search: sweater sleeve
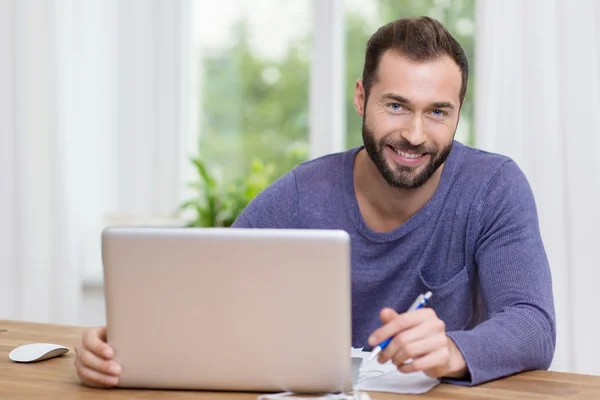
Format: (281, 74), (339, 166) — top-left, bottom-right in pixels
(231, 169), (301, 229)
(443, 160), (556, 386)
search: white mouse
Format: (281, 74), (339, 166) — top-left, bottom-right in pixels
(9, 343), (69, 363)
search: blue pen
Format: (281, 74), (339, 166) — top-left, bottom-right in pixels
(367, 291), (433, 364)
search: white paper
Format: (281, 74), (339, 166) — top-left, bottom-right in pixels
(351, 349), (440, 394)
(258, 349), (437, 399)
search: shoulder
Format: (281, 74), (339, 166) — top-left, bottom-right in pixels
(231, 167), (299, 228)
(453, 142), (516, 181)
(451, 142), (530, 198)
(452, 142), (537, 227)
(292, 149), (350, 187)
(232, 148), (355, 228)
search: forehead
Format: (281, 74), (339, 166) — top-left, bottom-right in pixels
(372, 50), (462, 104)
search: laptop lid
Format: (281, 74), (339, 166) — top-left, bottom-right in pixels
(101, 227), (353, 393)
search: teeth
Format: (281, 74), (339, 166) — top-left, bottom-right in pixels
(395, 149), (422, 159)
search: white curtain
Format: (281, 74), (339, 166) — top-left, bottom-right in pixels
(74, 0), (193, 285)
(475, 0), (600, 375)
(0, 0), (192, 325)
(0, 0), (80, 325)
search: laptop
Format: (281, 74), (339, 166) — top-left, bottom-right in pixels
(101, 226), (359, 393)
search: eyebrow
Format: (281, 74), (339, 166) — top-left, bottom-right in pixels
(381, 93), (456, 110)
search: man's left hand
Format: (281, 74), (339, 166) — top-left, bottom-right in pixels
(368, 307), (468, 379)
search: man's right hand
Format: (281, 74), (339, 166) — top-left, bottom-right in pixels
(74, 326), (121, 388)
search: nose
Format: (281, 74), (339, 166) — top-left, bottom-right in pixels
(400, 114), (426, 146)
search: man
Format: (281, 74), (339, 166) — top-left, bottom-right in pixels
(74, 16), (555, 387)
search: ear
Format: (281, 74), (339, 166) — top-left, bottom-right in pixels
(354, 79), (366, 117)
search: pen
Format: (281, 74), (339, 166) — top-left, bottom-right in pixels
(367, 291), (433, 364)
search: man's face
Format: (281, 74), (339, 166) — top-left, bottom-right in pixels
(354, 51), (462, 189)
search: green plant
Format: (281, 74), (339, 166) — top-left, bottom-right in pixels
(179, 156), (276, 227)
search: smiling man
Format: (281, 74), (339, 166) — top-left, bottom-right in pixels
(231, 16), (556, 385)
(73, 16), (555, 389)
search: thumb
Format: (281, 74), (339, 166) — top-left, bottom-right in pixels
(97, 326), (108, 342)
(380, 307), (398, 323)
(96, 326), (113, 359)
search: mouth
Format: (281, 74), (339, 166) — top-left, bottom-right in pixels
(385, 144), (430, 167)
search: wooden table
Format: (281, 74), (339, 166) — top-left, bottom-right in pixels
(2, 320), (600, 399)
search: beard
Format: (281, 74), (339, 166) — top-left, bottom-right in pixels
(362, 119), (453, 190)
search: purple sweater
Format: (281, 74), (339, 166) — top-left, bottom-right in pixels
(232, 141), (556, 386)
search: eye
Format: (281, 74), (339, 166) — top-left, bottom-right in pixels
(430, 109), (448, 117)
(387, 103), (405, 113)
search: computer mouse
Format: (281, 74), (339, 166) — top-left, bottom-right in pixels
(9, 343), (69, 363)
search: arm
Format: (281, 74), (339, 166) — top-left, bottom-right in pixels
(443, 160), (556, 386)
(231, 169), (300, 229)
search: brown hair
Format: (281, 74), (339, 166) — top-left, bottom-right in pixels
(362, 16), (469, 106)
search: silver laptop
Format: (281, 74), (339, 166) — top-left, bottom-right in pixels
(101, 227), (358, 393)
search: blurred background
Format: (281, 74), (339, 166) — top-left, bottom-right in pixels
(1, 0), (598, 377)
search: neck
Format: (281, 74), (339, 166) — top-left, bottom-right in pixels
(353, 149), (444, 232)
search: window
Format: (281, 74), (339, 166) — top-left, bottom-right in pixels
(344, 0), (476, 150)
(192, 0), (311, 182)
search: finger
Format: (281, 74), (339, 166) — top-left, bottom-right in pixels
(368, 308), (435, 348)
(83, 327), (113, 359)
(80, 349), (122, 377)
(391, 333), (448, 367)
(380, 308), (397, 324)
(367, 308), (398, 348)
(379, 318), (443, 363)
(75, 358), (119, 388)
(398, 347), (450, 376)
